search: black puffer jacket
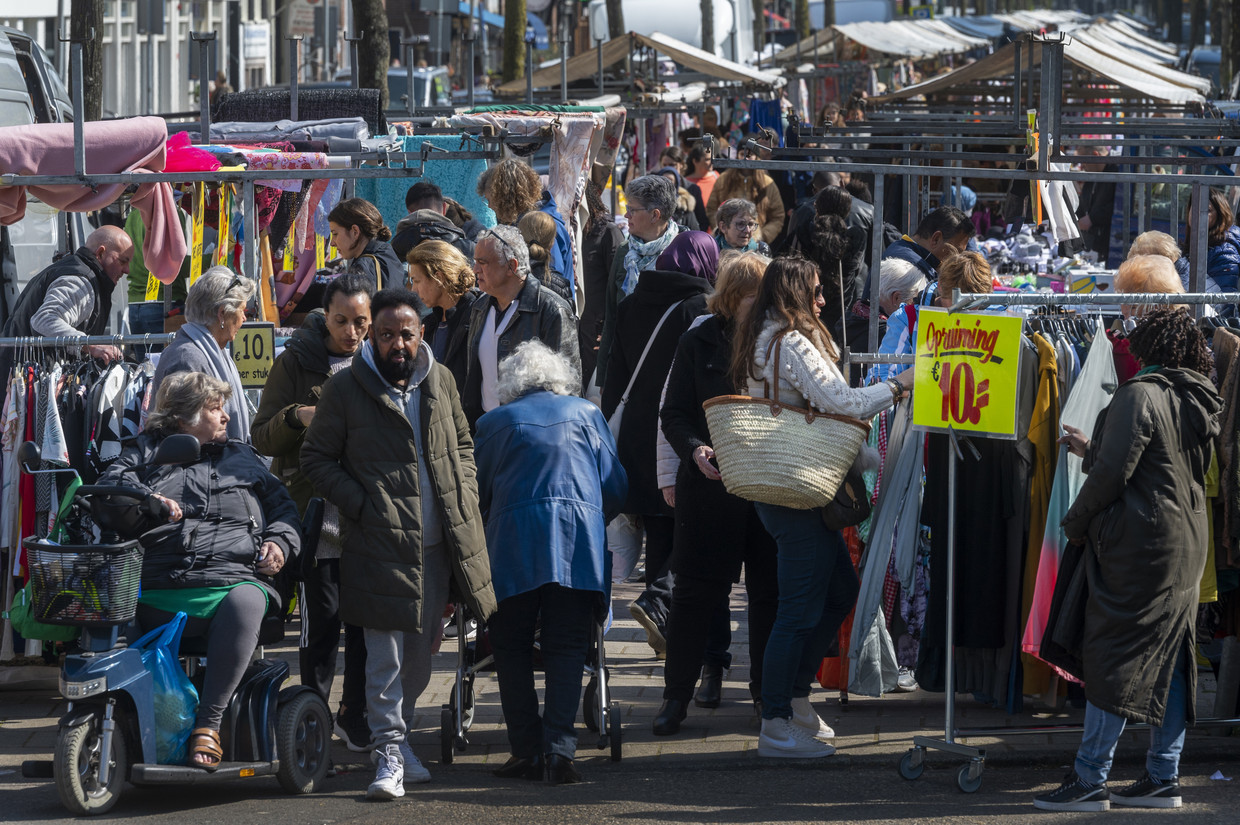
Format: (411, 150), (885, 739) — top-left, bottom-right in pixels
(463, 275), (580, 426)
(346, 238), (406, 292)
(100, 432), (301, 604)
(425, 288), (481, 393)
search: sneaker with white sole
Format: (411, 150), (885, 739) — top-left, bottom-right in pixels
(1033, 771), (1109, 812)
(1110, 773), (1181, 809)
(895, 667), (919, 692)
(367, 744), (405, 800)
(790, 696), (835, 740)
(758, 716), (837, 758)
(398, 740), (431, 784)
(334, 709), (372, 753)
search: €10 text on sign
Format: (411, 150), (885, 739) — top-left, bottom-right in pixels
(912, 307), (1022, 439)
(231, 321), (275, 390)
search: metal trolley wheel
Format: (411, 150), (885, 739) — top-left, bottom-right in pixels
(897, 748), (924, 781)
(957, 760), (984, 793)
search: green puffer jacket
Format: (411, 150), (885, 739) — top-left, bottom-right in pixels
(300, 344), (496, 632)
(251, 311), (338, 513)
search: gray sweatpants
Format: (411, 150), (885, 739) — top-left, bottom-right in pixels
(363, 541), (449, 750)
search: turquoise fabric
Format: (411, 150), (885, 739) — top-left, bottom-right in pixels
(355, 135), (497, 236)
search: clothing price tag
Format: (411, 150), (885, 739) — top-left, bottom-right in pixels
(912, 307), (1022, 439)
(230, 321), (275, 389)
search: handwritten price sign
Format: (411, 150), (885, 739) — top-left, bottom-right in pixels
(912, 307), (1022, 439)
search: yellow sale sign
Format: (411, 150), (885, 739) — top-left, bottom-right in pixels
(912, 307), (1023, 439)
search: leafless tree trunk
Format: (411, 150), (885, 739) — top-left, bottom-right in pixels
(795, 0), (810, 40)
(701, 0), (715, 55)
(69, 0), (103, 121)
(752, 0), (764, 57)
(606, 0), (625, 39)
(351, 0), (390, 110)
(1189, 0), (1205, 50)
(502, 0), (528, 83)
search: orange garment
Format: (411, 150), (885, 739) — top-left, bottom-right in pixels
(1021, 334), (1059, 695)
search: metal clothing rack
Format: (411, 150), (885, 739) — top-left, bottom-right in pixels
(0, 334), (176, 350)
(896, 289), (1240, 793)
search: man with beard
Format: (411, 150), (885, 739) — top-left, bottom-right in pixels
(301, 288), (497, 800)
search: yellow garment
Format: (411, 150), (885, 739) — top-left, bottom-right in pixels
(1022, 333), (1059, 696)
(258, 234), (278, 324)
(1202, 448), (1220, 603)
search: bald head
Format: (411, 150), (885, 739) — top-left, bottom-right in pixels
(86, 225), (134, 284)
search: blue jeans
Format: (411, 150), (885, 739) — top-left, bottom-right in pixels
(754, 503), (860, 720)
(491, 583), (596, 760)
(1074, 647), (1189, 785)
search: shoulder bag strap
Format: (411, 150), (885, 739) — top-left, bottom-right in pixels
(364, 254), (383, 290)
(619, 299), (686, 404)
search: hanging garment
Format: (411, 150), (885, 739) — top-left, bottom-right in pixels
(1023, 321), (1116, 678)
(0, 371), (25, 555)
(1213, 327), (1240, 570)
(748, 98), (785, 145)
(1020, 333), (1060, 695)
(848, 398), (922, 695)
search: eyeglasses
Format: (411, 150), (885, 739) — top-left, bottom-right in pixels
(731, 221), (759, 231)
(628, 205), (656, 215)
(813, 285), (824, 299)
(227, 274), (244, 293)
(477, 229), (519, 267)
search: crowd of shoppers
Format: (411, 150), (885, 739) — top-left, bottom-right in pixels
(87, 144), (1234, 812)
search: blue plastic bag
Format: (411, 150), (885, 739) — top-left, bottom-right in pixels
(131, 612), (199, 764)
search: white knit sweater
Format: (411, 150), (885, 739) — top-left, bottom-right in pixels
(744, 319), (894, 421)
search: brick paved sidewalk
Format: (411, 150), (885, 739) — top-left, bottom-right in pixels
(3, 579), (1237, 780)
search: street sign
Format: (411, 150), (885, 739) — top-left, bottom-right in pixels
(231, 322), (275, 389)
(912, 308), (1022, 439)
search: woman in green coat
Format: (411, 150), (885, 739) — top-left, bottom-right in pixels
(251, 272), (375, 751)
(1036, 308), (1222, 812)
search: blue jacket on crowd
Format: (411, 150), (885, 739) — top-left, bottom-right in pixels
(538, 191), (576, 297)
(474, 390), (628, 604)
(1207, 225), (1240, 317)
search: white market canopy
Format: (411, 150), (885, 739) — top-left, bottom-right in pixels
(496, 31), (784, 95)
(833, 18), (990, 59)
(871, 27), (1208, 105)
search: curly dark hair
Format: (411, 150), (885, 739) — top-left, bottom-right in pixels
(1127, 307), (1213, 375)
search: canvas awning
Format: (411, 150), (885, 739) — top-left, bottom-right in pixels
(832, 19), (990, 59)
(871, 30), (1207, 105)
(496, 31), (783, 95)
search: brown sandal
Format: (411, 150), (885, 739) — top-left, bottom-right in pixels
(188, 727), (223, 771)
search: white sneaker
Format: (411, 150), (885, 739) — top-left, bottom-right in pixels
(790, 696), (836, 741)
(895, 667), (919, 692)
(367, 744), (406, 800)
(398, 740), (431, 784)
(758, 716), (837, 758)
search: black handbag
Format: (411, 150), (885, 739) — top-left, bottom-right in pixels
(820, 462), (871, 531)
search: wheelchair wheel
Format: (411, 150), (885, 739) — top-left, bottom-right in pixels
(276, 691), (331, 794)
(582, 675), (600, 733)
(439, 706), (454, 764)
(55, 715), (127, 815)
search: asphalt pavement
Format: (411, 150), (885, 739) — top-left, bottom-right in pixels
(3, 579), (1239, 824)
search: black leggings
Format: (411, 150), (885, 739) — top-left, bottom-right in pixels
(137, 585), (266, 730)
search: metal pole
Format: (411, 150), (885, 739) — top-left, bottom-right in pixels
(403, 36), (418, 118)
(346, 31), (363, 88)
(466, 28), (477, 110)
(944, 436), (958, 744)
(1012, 39), (1022, 131)
(191, 32), (216, 143)
(287, 35), (303, 122)
(146, 29), (155, 115)
(560, 10), (569, 105)
(1192, 181), (1208, 315)
(596, 37), (604, 96)
(526, 31), (535, 104)
(869, 173), (885, 354)
(60, 28), (87, 177)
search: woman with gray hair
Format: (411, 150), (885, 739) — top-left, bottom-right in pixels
(474, 341), (628, 785)
(596, 174), (683, 388)
(149, 266), (257, 441)
(714, 198), (771, 255)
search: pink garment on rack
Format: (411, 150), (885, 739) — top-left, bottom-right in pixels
(244, 151), (330, 192)
(164, 131), (221, 173)
(0, 117), (187, 284)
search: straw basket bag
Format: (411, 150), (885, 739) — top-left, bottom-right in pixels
(703, 335), (870, 509)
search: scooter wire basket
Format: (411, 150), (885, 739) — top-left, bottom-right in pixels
(22, 538), (144, 628)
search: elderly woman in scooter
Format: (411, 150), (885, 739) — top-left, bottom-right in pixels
(101, 371), (301, 770)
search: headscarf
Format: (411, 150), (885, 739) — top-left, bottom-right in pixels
(622, 220), (680, 295)
(655, 230), (719, 285)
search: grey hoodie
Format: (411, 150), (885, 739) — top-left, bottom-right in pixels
(360, 338), (444, 546)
